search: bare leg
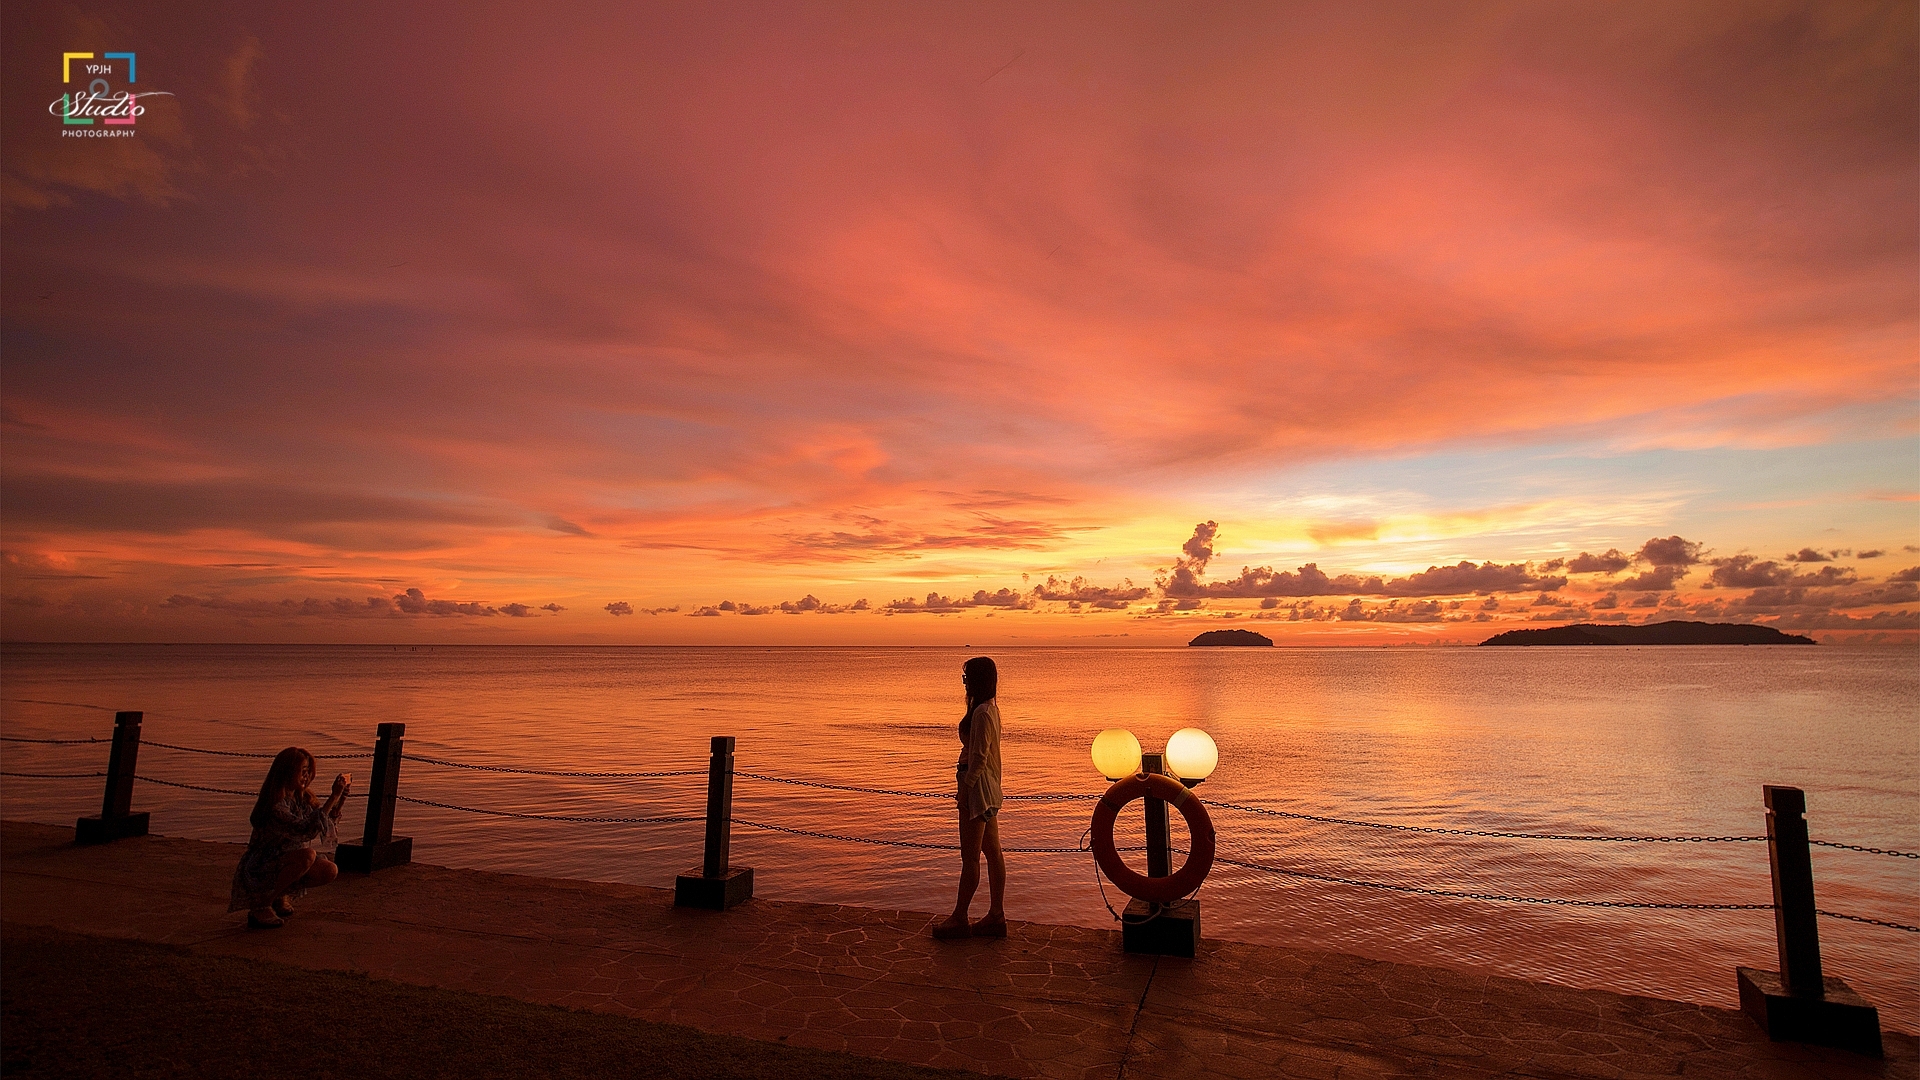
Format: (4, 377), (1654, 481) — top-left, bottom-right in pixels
(981, 815), (1005, 920)
(251, 848), (319, 921)
(295, 855), (338, 890)
(270, 848), (316, 901)
(950, 814), (985, 921)
(935, 800), (985, 935)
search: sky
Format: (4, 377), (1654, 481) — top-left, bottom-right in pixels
(2, 1), (1916, 646)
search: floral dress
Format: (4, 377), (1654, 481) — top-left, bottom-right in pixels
(228, 792), (337, 912)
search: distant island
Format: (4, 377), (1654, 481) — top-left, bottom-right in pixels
(1480, 621), (1815, 646)
(1190, 629), (1274, 647)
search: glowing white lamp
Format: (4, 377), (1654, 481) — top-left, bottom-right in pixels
(1091, 728), (1143, 780)
(1165, 727), (1218, 785)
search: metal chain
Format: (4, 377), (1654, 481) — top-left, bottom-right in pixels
(1816, 911), (1920, 933)
(1206, 799), (1764, 844)
(0, 698), (115, 712)
(135, 775), (255, 797)
(1215, 852), (1916, 932)
(113, 772), (709, 824)
(734, 772), (1093, 802)
(145, 739), (366, 760)
(1210, 853), (1775, 911)
(1809, 840), (1919, 859)
(735, 772), (946, 799)
(403, 754), (703, 779)
(394, 793), (703, 824)
(731, 817), (1087, 854)
(0, 735), (106, 745)
(0, 769), (259, 796)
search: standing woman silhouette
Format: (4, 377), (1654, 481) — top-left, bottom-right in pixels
(934, 656), (1006, 939)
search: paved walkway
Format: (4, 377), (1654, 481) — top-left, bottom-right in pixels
(2, 821), (1910, 1079)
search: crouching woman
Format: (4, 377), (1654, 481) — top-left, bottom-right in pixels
(229, 747), (352, 929)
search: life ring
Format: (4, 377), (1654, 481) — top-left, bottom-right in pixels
(1090, 772), (1215, 904)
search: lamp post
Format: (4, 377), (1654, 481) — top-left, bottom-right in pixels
(1088, 726), (1218, 957)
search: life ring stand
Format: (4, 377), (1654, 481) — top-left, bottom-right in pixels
(1089, 772), (1216, 905)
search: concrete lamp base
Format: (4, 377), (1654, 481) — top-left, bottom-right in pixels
(1122, 898), (1200, 958)
(675, 866), (753, 910)
(74, 813), (150, 846)
(336, 837), (414, 873)
(1737, 967), (1883, 1057)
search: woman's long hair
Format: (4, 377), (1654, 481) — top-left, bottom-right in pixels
(962, 656), (998, 714)
(250, 746), (316, 828)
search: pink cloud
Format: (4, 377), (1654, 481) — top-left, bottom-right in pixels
(1, 4), (1911, 642)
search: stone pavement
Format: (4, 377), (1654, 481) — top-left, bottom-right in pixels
(2, 821), (1910, 1079)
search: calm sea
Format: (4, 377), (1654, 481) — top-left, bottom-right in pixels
(3, 643), (1914, 1030)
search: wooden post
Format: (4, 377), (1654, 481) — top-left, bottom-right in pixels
(1123, 750), (1201, 957)
(702, 735), (735, 878)
(1764, 785), (1822, 994)
(1737, 785), (1882, 1055)
(75, 711), (150, 844)
(336, 722), (413, 872)
(676, 736), (753, 909)
(1142, 751), (1171, 878)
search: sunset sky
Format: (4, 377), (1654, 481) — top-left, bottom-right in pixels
(2, 2), (1915, 645)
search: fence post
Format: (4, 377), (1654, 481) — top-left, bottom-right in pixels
(1122, 751), (1201, 958)
(336, 722), (413, 873)
(1736, 785), (1882, 1055)
(675, 736), (753, 909)
(75, 711), (150, 844)
(1142, 751), (1171, 878)
(1765, 785), (1822, 994)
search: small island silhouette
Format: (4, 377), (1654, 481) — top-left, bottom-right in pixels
(1189, 629), (1274, 647)
(1479, 620), (1814, 646)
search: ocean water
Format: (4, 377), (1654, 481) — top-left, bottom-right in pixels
(3, 643), (1915, 1030)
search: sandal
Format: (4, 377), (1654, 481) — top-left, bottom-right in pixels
(246, 910), (284, 930)
(272, 898), (295, 919)
(970, 916), (1008, 938)
(930, 918), (970, 941)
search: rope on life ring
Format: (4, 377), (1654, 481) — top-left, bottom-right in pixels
(1089, 772), (1216, 905)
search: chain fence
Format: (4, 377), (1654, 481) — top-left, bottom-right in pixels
(148, 739), (368, 761)
(1809, 840), (1920, 859)
(5, 729), (1916, 933)
(7, 742), (1915, 858)
(394, 793), (704, 825)
(737, 771), (1094, 802)
(404, 754), (701, 779)
(135, 775), (256, 797)
(1204, 798), (1767, 844)
(733, 817), (1087, 854)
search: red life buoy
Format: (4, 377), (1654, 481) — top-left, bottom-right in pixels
(1090, 772), (1216, 904)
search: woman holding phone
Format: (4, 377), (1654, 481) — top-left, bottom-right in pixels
(229, 746), (351, 929)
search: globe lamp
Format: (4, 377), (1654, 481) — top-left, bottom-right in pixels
(1090, 728), (1143, 780)
(1165, 727), (1218, 786)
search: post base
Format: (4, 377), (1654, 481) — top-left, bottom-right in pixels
(1122, 898), (1200, 958)
(74, 812), (149, 845)
(675, 866), (753, 910)
(1737, 967), (1883, 1057)
(335, 837), (413, 873)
